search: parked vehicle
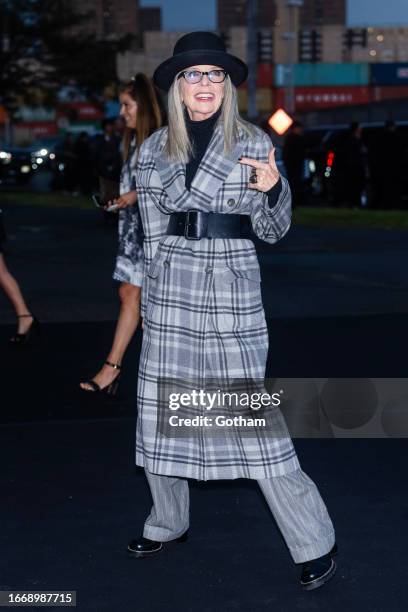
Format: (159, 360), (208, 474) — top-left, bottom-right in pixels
(0, 145), (33, 185)
(28, 137), (62, 171)
(303, 122), (408, 207)
(0, 137), (67, 186)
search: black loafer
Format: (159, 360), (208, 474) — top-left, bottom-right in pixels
(300, 542), (338, 591)
(127, 530), (188, 558)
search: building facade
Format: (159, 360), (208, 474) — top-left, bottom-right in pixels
(300, 0), (346, 27)
(71, 0), (139, 40)
(217, 0), (277, 30)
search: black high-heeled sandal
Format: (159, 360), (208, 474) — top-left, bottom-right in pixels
(80, 360), (122, 396)
(9, 314), (41, 346)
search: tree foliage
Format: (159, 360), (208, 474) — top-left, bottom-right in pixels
(0, 0), (133, 108)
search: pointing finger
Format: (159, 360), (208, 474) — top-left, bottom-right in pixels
(238, 157), (269, 170)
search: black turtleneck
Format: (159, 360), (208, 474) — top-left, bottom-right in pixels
(185, 108), (221, 190)
(184, 108), (282, 208)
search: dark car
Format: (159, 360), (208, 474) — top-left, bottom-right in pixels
(29, 137), (62, 171)
(0, 145), (33, 185)
(27, 137), (70, 190)
(304, 122), (408, 207)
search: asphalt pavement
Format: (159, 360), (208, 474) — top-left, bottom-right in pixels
(2, 201), (408, 324)
(1, 199), (407, 611)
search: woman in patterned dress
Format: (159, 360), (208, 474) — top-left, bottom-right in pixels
(80, 74), (162, 394)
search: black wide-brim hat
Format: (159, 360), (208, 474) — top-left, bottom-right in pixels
(153, 31), (248, 91)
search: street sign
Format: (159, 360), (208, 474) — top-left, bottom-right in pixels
(268, 109), (293, 135)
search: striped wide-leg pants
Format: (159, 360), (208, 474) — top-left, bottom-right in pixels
(142, 468), (335, 564)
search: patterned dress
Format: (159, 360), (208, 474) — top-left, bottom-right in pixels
(113, 138), (145, 287)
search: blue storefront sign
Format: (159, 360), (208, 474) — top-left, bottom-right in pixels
(370, 63), (408, 85)
(274, 63), (369, 87)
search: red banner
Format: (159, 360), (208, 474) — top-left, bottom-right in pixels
(16, 122), (58, 137)
(56, 103), (104, 121)
(274, 86), (371, 110)
(257, 64), (274, 87)
(371, 86), (408, 102)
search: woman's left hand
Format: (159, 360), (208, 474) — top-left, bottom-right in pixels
(239, 148), (280, 192)
(108, 190), (138, 210)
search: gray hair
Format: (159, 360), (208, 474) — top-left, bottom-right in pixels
(164, 74), (255, 163)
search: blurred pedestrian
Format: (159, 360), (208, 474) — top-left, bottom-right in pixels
(343, 122), (368, 208)
(74, 131), (93, 195)
(369, 121), (404, 209)
(91, 118), (122, 184)
(0, 210), (40, 345)
(282, 120), (306, 208)
(80, 73), (162, 394)
(114, 116), (125, 143)
(60, 132), (78, 194)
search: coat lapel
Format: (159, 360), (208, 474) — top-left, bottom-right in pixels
(153, 123), (249, 210)
(154, 148), (192, 209)
(189, 125), (247, 207)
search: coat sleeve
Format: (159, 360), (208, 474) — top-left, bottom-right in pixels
(140, 257), (148, 318)
(249, 132), (292, 244)
(135, 132), (169, 319)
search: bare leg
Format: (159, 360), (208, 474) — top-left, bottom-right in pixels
(0, 254), (33, 334)
(80, 283), (141, 391)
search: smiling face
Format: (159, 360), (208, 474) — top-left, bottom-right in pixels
(119, 91), (138, 129)
(178, 64), (225, 122)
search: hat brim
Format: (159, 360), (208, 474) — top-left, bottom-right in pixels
(153, 50), (248, 91)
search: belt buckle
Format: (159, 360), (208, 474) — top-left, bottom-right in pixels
(184, 209), (200, 240)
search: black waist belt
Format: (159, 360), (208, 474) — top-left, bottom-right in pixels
(166, 210), (252, 240)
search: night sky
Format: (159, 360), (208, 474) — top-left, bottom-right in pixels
(139, 0), (408, 31)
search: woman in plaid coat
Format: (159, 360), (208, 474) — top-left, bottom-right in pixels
(128, 32), (338, 591)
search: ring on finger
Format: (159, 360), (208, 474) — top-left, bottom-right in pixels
(249, 170), (258, 184)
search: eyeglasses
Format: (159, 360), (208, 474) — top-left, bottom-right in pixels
(177, 69), (227, 84)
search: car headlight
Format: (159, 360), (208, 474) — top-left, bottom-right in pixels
(0, 151), (12, 162)
(33, 148), (48, 157)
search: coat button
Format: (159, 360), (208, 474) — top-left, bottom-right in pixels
(205, 266), (213, 274)
(227, 198), (235, 206)
(163, 260), (170, 267)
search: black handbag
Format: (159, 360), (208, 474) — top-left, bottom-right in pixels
(0, 208), (7, 244)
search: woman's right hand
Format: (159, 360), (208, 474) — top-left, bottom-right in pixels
(113, 190), (138, 209)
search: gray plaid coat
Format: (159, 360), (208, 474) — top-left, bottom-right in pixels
(113, 138), (144, 286)
(135, 122), (301, 480)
